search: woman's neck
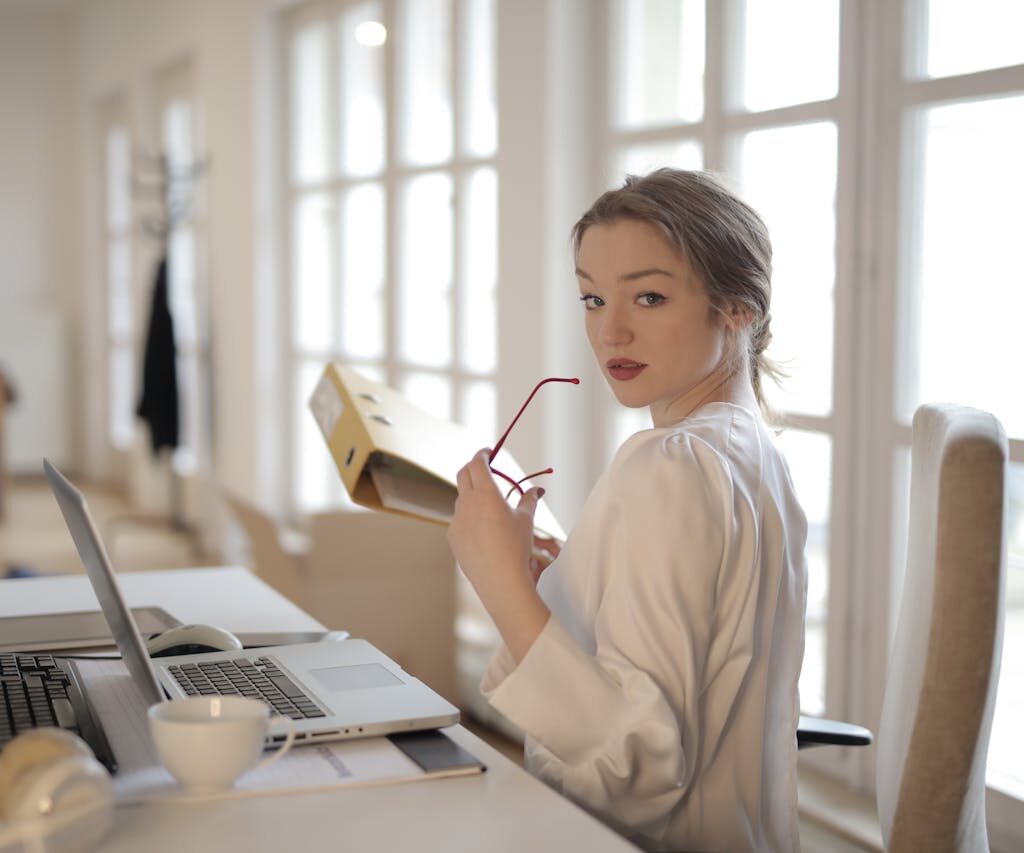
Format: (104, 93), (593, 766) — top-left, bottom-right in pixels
(650, 361), (758, 427)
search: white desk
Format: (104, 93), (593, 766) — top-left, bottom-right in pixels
(1, 567), (638, 853)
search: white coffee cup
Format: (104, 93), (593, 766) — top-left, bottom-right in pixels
(148, 696), (296, 793)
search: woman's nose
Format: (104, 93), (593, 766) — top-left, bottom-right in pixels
(600, 305), (633, 346)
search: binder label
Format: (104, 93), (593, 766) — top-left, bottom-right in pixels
(310, 372), (345, 439)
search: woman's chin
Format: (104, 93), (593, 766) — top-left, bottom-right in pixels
(609, 389), (652, 409)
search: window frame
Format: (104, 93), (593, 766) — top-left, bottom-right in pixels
(99, 96), (135, 457)
(281, 0), (499, 516)
(152, 58), (211, 482)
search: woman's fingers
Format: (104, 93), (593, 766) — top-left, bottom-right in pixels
(456, 448), (492, 492)
(456, 462), (473, 493)
(516, 486), (544, 522)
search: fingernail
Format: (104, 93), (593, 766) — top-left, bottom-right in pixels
(537, 488), (546, 498)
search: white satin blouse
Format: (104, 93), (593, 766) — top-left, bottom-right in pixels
(481, 403), (808, 852)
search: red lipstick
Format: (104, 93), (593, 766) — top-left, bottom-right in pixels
(606, 359), (647, 381)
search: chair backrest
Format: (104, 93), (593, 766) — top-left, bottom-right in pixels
(877, 404), (1007, 852)
(222, 493), (308, 608)
(306, 510), (457, 703)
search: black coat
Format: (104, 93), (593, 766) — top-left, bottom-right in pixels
(136, 256), (179, 454)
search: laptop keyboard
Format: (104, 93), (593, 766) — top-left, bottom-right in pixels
(0, 653), (77, 745)
(166, 656), (326, 720)
(0, 651), (118, 775)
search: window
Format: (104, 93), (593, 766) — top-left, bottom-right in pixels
(154, 66), (208, 477)
(893, 0), (1024, 806)
(101, 102), (134, 450)
(284, 0), (498, 513)
(605, 0), (1024, 832)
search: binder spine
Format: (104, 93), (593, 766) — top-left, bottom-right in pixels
(309, 365), (373, 496)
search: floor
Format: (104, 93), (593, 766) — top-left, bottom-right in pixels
(1, 475), (201, 577)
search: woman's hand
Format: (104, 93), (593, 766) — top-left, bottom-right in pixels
(530, 535), (563, 585)
(447, 449), (551, 662)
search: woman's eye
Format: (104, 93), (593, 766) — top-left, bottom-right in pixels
(637, 292), (665, 307)
(579, 294), (604, 310)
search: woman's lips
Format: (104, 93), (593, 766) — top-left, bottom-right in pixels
(606, 360), (647, 381)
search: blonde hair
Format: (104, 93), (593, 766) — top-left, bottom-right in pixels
(571, 168), (781, 416)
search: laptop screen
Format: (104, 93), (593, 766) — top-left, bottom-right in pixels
(43, 458), (165, 706)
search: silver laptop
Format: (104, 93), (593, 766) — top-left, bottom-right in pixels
(43, 459), (459, 752)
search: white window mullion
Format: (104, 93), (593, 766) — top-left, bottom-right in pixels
(702, 0), (728, 171)
(449, 0), (464, 421)
(383, 0), (400, 387)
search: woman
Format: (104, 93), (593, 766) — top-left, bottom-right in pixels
(447, 169), (808, 852)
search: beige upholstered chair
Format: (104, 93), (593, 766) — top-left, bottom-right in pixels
(797, 404), (1007, 850)
(305, 510), (457, 704)
(876, 403), (1007, 851)
(222, 493), (310, 609)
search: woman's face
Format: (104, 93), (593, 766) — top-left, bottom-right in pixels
(576, 218), (728, 427)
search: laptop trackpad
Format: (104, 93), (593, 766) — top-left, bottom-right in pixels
(310, 663), (403, 692)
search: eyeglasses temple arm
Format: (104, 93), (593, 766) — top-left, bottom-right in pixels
(488, 377), (580, 463)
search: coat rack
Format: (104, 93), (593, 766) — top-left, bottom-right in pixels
(133, 149), (208, 242)
(106, 149), (210, 558)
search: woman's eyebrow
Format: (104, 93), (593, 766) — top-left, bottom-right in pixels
(620, 267), (674, 282)
(574, 266), (675, 282)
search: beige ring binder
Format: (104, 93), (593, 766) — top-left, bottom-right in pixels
(309, 362), (566, 540)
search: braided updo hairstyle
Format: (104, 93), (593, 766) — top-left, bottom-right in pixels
(571, 168), (781, 416)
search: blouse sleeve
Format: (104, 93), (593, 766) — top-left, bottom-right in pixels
(481, 431), (735, 842)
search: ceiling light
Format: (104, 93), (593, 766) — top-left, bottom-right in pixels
(354, 21), (387, 47)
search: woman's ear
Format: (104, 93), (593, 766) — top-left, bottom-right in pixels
(724, 303), (754, 333)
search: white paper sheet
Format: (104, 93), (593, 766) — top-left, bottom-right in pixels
(72, 659), (480, 806)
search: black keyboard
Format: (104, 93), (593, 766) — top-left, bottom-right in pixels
(165, 656), (327, 721)
(0, 652), (117, 771)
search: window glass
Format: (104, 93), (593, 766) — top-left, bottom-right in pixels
(296, 359), (335, 510)
(399, 173), (453, 367)
(461, 0), (496, 157)
(608, 404), (651, 462)
(739, 0), (840, 112)
(291, 22), (330, 183)
(163, 99), (192, 167)
(889, 446), (912, 646)
(167, 227), (196, 346)
(400, 371), (453, 421)
(919, 0), (1024, 79)
(340, 1), (385, 176)
(106, 127), (130, 230)
(903, 96), (1024, 436)
(613, 0), (704, 128)
(293, 193), (336, 352)
(341, 183), (385, 360)
(460, 379), (496, 443)
(107, 240), (132, 338)
(109, 347), (133, 449)
(774, 428), (831, 716)
(399, 0), (452, 165)
(737, 121), (837, 417)
(459, 167), (497, 373)
(174, 353), (200, 473)
(613, 140), (702, 183)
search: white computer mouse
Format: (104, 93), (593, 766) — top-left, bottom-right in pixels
(145, 624), (244, 658)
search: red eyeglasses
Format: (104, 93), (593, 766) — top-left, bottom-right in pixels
(488, 377), (580, 498)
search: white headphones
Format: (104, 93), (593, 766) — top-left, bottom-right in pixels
(0, 728), (113, 852)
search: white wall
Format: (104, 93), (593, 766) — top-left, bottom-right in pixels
(69, 0), (286, 518)
(0, 8), (75, 472)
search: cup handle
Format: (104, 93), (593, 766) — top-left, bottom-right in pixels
(253, 715), (296, 772)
